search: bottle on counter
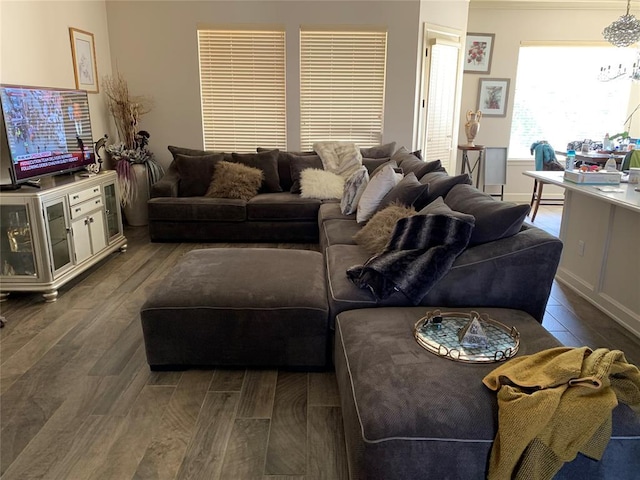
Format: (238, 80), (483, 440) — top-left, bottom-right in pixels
(566, 150), (576, 171)
(603, 133), (612, 151)
(604, 154), (618, 171)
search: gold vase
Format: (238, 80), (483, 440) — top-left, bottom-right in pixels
(465, 110), (482, 146)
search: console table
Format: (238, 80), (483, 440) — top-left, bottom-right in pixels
(458, 145), (485, 188)
(523, 170), (640, 338)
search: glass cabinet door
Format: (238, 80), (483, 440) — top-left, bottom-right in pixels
(45, 201), (72, 273)
(0, 205), (37, 277)
(103, 182), (121, 239)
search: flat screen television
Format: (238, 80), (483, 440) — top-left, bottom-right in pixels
(0, 84), (96, 187)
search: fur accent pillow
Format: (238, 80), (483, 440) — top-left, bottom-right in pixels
(300, 168), (345, 199)
(353, 203), (417, 255)
(205, 161), (263, 201)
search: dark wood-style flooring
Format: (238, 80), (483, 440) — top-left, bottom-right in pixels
(1, 205), (639, 479)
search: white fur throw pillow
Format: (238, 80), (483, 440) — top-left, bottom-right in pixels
(300, 168), (345, 199)
(341, 166), (369, 215)
(356, 164), (403, 223)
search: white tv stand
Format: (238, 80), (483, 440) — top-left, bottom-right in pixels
(0, 171), (127, 302)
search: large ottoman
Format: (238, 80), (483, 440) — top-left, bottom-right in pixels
(140, 248), (329, 369)
(334, 307), (640, 480)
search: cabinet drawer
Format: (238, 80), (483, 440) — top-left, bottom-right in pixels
(70, 197), (103, 220)
(68, 185), (101, 206)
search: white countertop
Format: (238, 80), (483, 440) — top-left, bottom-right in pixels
(523, 171), (640, 213)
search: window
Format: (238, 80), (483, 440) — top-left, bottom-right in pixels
(300, 28), (387, 151)
(197, 29), (286, 152)
(509, 45), (634, 159)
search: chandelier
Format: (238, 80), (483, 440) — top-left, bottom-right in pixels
(603, 0), (640, 47)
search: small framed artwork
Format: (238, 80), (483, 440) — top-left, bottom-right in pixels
(477, 78), (510, 117)
(69, 27), (99, 93)
(464, 33), (495, 74)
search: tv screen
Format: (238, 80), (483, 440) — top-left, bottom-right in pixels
(0, 84), (95, 185)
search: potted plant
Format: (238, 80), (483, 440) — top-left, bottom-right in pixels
(103, 72), (164, 224)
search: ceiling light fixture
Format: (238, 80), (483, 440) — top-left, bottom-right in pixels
(603, 0), (640, 47)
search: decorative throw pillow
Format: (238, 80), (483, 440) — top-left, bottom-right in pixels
(444, 184), (531, 245)
(353, 203), (417, 255)
(313, 141), (363, 179)
(175, 153), (225, 197)
(300, 168), (345, 199)
(369, 159), (399, 179)
(391, 147), (445, 179)
(289, 154), (324, 193)
(419, 172), (472, 206)
(341, 166), (370, 215)
(362, 157), (391, 175)
(205, 161), (263, 201)
(257, 148), (317, 191)
(356, 164), (404, 223)
(418, 197), (475, 225)
(231, 150), (281, 193)
(376, 172), (430, 212)
(360, 142), (397, 159)
(168, 145), (232, 162)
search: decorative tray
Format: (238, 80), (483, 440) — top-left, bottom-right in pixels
(413, 310), (520, 364)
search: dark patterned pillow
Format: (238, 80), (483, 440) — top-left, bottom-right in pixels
(444, 184), (530, 245)
(231, 150), (281, 193)
(175, 153), (225, 197)
(205, 161), (263, 201)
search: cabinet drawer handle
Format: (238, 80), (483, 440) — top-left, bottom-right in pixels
(95, 200), (100, 205)
(75, 208), (81, 213)
(72, 195), (79, 200)
(89, 217), (94, 223)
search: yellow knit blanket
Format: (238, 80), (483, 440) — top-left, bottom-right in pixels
(483, 347), (640, 480)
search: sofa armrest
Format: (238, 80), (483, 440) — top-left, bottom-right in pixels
(421, 225), (563, 323)
(150, 161), (179, 198)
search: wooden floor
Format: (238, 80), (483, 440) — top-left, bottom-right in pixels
(1, 205), (639, 479)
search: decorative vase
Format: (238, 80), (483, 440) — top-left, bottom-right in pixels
(122, 163), (150, 226)
(465, 110), (482, 146)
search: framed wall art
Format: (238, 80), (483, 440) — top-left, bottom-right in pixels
(477, 78), (510, 117)
(464, 33), (495, 74)
(69, 27), (99, 93)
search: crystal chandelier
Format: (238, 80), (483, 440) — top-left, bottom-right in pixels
(603, 0), (640, 47)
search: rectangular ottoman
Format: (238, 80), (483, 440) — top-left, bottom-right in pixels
(334, 307), (640, 480)
(140, 248), (329, 369)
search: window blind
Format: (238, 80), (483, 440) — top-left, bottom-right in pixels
(197, 29), (286, 152)
(300, 29), (387, 151)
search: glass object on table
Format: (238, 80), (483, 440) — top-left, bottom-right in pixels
(1, 205), (36, 276)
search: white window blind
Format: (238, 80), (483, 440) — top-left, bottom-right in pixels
(300, 28), (387, 151)
(197, 29), (286, 152)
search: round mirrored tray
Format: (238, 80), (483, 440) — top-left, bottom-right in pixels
(414, 310), (520, 364)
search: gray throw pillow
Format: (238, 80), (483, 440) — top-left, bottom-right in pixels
(289, 154), (324, 193)
(175, 153), (225, 197)
(257, 148), (317, 191)
(360, 142), (397, 159)
(353, 203), (417, 255)
(168, 145), (232, 162)
(362, 157), (391, 175)
(376, 172), (430, 212)
(418, 197), (475, 225)
(391, 147), (445, 178)
(419, 172), (472, 205)
(231, 150), (281, 193)
(444, 184), (531, 245)
(205, 161), (263, 201)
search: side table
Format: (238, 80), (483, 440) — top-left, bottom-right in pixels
(458, 144), (485, 188)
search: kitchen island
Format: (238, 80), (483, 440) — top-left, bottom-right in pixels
(524, 170), (640, 338)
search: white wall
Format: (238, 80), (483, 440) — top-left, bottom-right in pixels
(105, 0), (429, 168)
(465, 2), (626, 201)
(0, 0), (114, 143)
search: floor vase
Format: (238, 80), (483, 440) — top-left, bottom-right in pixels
(123, 163), (150, 226)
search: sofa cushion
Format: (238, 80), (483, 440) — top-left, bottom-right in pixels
(359, 142), (397, 158)
(356, 164), (403, 223)
(231, 150), (282, 193)
(318, 202), (355, 224)
(362, 157), (391, 175)
(341, 166), (369, 215)
(418, 197), (476, 225)
(391, 147), (445, 179)
(376, 172), (430, 212)
(247, 192), (321, 221)
(289, 154), (324, 193)
(353, 203), (417, 255)
(147, 197), (246, 222)
(168, 145), (232, 162)
(419, 171), (472, 205)
(205, 161), (263, 201)
(175, 153), (225, 197)
(300, 169), (345, 200)
(257, 148), (318, 192)
(445, 184), (531, 246)
(320, 218), (362, 251)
